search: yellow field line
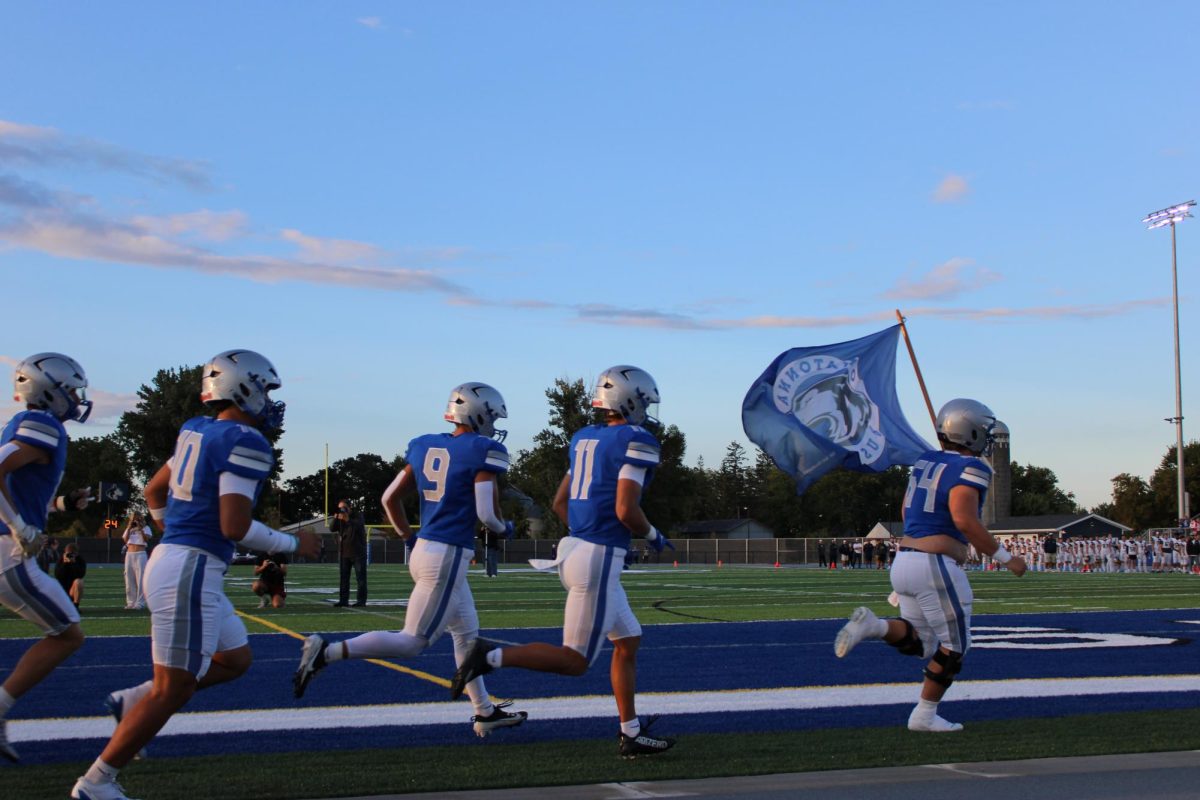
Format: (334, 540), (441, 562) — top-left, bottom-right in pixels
(236, 610), (451, 688)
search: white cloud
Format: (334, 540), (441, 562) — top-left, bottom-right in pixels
(132, 210), (249, 242)
(281, 228), (385, 265)
(357, 17), (383, 29)
(885, 258), (1000, 301)
(0, 118), (213, 190)
(932, 174), (970, 204)
(0, 208), (471, 296)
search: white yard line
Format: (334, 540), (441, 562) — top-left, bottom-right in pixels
(11, 674), (1200, 744)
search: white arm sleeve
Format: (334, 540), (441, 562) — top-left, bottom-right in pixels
(219, 472), (260, 499)
(381, 470), (407, 534)
(618, 464), (647, 485)
(0, 442), (28, 531)
(475, 480), (506, 534)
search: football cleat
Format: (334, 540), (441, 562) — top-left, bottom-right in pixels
(471, 700), (527, 737)
(834, 606), (880, 658)
(70, 777), (140, 800)
(0, 718), (19, 762)
(105, 691), (147, 760)
(908, 707), (963, 733)
(618, 716), (676, 759)
(449, 638), (495, 700)
(293, 634), (328, 699)
(258, 595), (269, 608)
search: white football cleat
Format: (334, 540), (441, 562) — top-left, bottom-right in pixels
(834, 606), (881, 658)
(70, 776), (140, 800)
(908, 706), (963, 733)
(293, 634), (328, 698)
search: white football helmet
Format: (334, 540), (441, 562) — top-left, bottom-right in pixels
(12, 352), (92, 422)
(935, 398), (996, 455)
(592, 365), (660, 428)
(444, 382), (508, 440)
(200, 349), (285, 430)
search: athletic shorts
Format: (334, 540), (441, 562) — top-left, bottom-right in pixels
(558, 538), (641, 666)
(0, 546), (80, 635)
(890, 550), (973, 657)
(404, 539), (477, 645)
(145, 543), (247, 679)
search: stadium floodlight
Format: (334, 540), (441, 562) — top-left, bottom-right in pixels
(1143, 201), (1196, 230)
(1144, 200), (1195, 526)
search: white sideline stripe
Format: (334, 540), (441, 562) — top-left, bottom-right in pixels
(10, 674), (1200, 744)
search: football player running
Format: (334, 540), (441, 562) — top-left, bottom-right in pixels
(449, 366), (677, 758)
(293, 383), (527, 737)
(0, 354), (94, 762)
(834, 399), (1026, 733)
(72, 351), (318, 800)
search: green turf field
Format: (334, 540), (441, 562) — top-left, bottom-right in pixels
(4, 563), (1199, 800)
(4, 562), (1196, 639)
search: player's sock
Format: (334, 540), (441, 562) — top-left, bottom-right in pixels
(84, 758), (120, 785)
(0, 687), (15, 718)
(620, 718), (641, 738)
(485, 648), (504, 669)
(341, 630), (423, 659)
(325, 642), (348, 663)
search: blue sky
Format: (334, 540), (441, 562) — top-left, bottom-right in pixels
(1, 3), (1197, 511)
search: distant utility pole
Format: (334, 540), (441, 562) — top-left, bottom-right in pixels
(1143, 200), (1196, 525)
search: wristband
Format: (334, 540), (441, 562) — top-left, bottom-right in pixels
(241, 520), (299, 554)
(644, 525), (659, 541)
(55, 496), (68, 512)
(993, 545), (1013, 564)
(149, 507), (166, 521)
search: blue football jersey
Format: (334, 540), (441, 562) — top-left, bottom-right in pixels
(902, 449), (992, 545)
(566, 423), (660, 548)
(161, 416), (274, 563)
(406, 432), (509, 548)
(0, 410), (68, 536)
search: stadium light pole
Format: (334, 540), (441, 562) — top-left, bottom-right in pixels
(1143, 200), (1196, 526)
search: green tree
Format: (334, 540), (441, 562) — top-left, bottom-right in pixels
(113, 365), (206, 483)
(1010, 463), (1079, 516)
(508, 378), (592, 538)
(282, 453), (409, 526)
(1102, 472), (1157, 530)
(1148, 440), (1200, 527)
(800, 466), (909, 535)
(715, 441), (750, 519)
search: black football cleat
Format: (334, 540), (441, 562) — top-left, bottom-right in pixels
(449, 638), (495, 700)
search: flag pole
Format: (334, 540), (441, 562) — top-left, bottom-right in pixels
(895, 309), (938, 434)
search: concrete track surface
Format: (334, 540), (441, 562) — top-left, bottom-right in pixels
(327, 750), (1200, 800)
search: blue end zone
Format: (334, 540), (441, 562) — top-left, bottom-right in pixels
(3, 609), (1197, 765)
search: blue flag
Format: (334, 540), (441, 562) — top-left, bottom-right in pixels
(741, 325), (932, 495)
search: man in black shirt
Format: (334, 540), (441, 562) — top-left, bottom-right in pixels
(330, 499), (367, 607)
(54, 544), (87, 609)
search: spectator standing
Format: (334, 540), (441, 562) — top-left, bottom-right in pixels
(817, 540), (827, 568)
(1187, 534), (1199, 573)
(38, 537), (61, 575)
(1042, 534), (1058, 572)
(55, 544), (87, 608)
(122, 514), (153, 610)
(482, 525), (501, 578)
(864, 541), (875, 567)
(331, 499), (367, 607)
(852, 539), (864, 568)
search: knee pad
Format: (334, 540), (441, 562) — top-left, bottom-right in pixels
(923, 649), (964, 688)
(888, 619), (925, 657)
